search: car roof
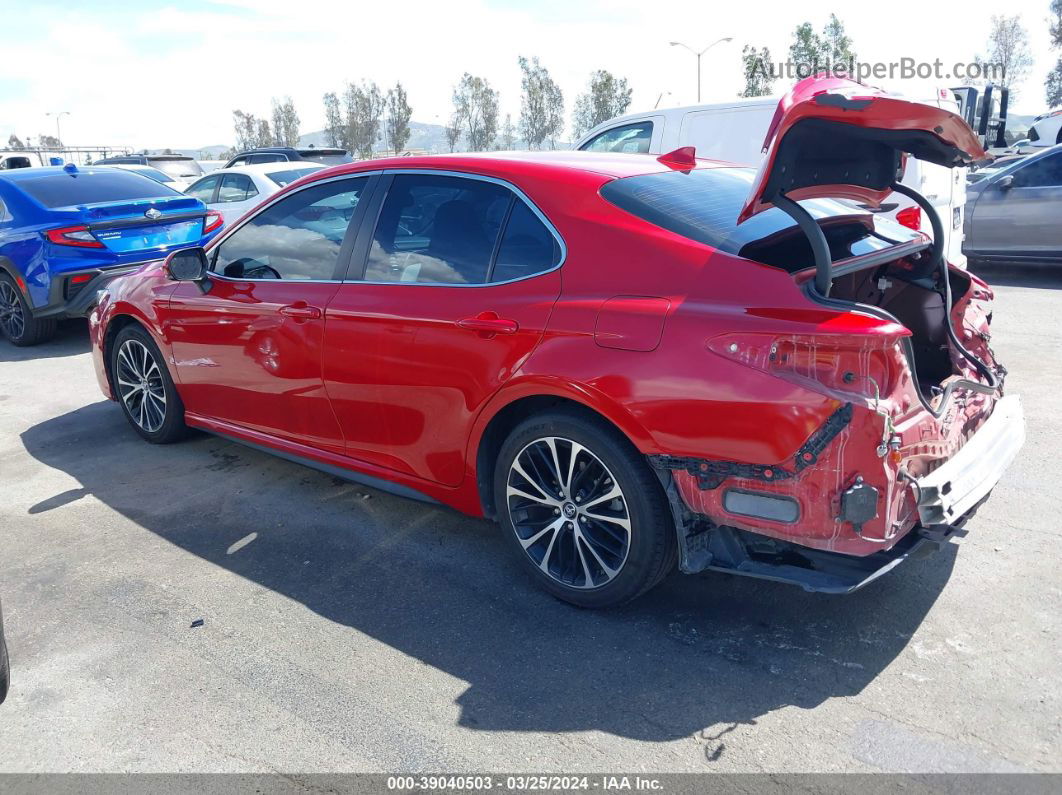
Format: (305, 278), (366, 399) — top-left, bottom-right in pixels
(309, 150), (739, 182)
(208, 162), (327, 177)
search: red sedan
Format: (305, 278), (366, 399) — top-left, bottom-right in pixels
(90, 78), (1023, 607)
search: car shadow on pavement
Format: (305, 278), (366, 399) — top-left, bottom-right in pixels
(21, 401), (956, 748)
(970, 262), (1062, 290)
(0, 320), (90, 362)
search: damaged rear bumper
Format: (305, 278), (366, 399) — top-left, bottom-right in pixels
(916, 394), (1025, 525)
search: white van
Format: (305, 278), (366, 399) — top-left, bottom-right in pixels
(573, 87), (972, 267)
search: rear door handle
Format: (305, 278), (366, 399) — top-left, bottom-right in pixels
(280, 303), (322, 320)
(457, 312), (519, 335)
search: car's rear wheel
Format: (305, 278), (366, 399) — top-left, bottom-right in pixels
(0, 274), (56, 346)
(110, 325), (188, 444)
(494, 410), (676, 608)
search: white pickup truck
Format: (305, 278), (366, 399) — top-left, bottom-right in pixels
(0, 150), (61, 170)
(573, 84), (973, 268)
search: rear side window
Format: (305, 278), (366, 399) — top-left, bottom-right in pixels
(1, 157), (32, 169)
(580, 122), (653, 154)
(363, 174), (511, 284)
(18, 170), (177, 207)
(600, 167), (920, 269)
(218, 173), (258, 202)
(492, 200), (561, 282)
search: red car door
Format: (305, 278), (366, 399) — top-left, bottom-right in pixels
(323, 172), (563, 486)
(165, 175), (373, 453)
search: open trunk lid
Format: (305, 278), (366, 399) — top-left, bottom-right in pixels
(739, 76), (986, 223)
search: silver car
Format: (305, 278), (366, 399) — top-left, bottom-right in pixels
(965, 144), (1062, 264)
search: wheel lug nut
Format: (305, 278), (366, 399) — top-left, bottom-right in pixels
(554, 508), (560, 515)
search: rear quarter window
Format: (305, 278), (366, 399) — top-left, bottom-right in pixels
(17, 170), (179, 207)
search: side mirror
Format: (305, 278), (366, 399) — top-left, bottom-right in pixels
(996, 174), (1014, 191)
(165, 247), (211, 292)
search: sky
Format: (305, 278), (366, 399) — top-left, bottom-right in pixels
(1, 0), (1059, 151)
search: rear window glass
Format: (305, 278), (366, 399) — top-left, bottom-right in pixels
(148, 158), (204, 178)
(299, 152), (352, 165)
(18, 170), (178, 207)
(268, 167), (321, 187)
(600, 167), (920, 269)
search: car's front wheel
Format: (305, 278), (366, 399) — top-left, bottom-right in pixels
(110, 324), (188, 444)
(494, 410), (677, 608)
(0, 273), (56, 346)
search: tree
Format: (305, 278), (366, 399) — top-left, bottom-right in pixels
(453, 73), (499, 152)
(978, 15), (1033, 100)
(39, 135), (60, 148)
(787, 15), (856, 78)
(739, 45), (776, 97)
(518, 56), (564, 150)
(7, 134), (23, 149)
(323, 92), (344, 149)
(256, 119), (272, 148)
(1046, 1), (1062, 106)
(344, 81), (384, 159)
(271, 97), (300, 147)
(572, 70), (633, 139)
(444, 115), (462, 152)
(232, 110), (258, 150)
(384, 82), (413, 155)
(500, 114), (516, 149)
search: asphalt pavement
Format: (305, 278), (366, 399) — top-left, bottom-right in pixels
(0, 263), (1058, 773)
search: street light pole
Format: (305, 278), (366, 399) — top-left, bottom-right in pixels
(669, 38), (733, 103)
(45, 111), (70, 147)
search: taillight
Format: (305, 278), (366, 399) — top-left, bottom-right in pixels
(45, 224), (104, 248)
(203, 210), (223, 235)
(895, 206), (922, 230)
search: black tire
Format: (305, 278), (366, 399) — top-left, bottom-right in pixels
(494, 409), (676, 608)
(0, 273), (57, 347)
(109, 324), (188, 444)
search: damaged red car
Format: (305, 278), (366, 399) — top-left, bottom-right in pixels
(89, 76), (1024, 608)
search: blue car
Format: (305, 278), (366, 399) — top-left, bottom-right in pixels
(0, 164), (222, 346)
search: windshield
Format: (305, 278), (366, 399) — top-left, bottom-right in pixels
(148, 158), (204, 179)
(600, 167), (921, 271)
(18, 170), (179, 207)
(267, 167), (321, 187)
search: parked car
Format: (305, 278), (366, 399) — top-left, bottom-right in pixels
(0, 598), (8, 705)
(184, 162), (326, 227)
(0, 164), (222, 346)
(1, 151), (55, 170)
(1027, 109), (1062, 149)
(572, 85), (975, 268)
(197, 160), (225, 173)
(105, 163), (190, 192)
(222, 147), (352, 169)
(95, 154), (204, 182)
(89, 77), (1022, 608)
(965, 144), (1062, 265)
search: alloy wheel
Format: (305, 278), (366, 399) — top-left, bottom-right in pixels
(506, 436), (631, 589)
(115, 339), (167, 433)
(0, 281), (25, 340)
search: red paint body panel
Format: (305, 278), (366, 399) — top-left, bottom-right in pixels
(89, 124), (1006, 562)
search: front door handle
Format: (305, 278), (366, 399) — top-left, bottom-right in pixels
(457, 312), (519, 335)
(280, 303), (322, 320)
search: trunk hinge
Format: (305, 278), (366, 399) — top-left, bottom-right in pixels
(770, 192), (833, 297)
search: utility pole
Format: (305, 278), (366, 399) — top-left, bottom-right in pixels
(669, 38), (733, 103)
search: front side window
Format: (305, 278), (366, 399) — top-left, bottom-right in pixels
(213, 177), (367, 280)
(218, 173), (258, 203)
(363, 174), (511, 284)
(1012, 153), (1062, 188)
(580, 122), (653, 154)
(186, 175), (219, 203)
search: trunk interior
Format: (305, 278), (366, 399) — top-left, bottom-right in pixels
(828, 264), (972, 396)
